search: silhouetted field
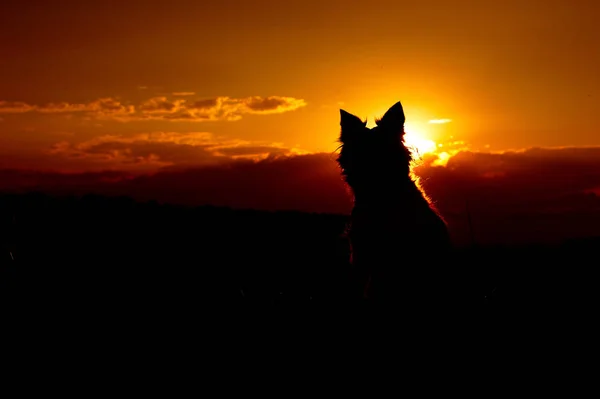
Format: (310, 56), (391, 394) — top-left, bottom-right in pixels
(1, 192), (597, 334)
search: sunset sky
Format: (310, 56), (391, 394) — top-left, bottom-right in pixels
(1, 1), (600, 244)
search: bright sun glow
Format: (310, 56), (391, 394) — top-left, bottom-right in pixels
(403, 127), (437, 157)
(364, 114), (458, 166)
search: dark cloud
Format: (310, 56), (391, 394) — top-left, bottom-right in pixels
(244, 96), (290, 112)
(414, 147), (600, 245)
(138, 97), (181, 113)
(47, 132), (300, 169)
(215, 145), (293, 157)
(119, 153), (352, 214)
(89, 141), (227, 166)
(161, 112), (208, 120)
(0, 101), (35, 113)
(0, 153), (352, 215)
(2, 146), (600, 245)
(188, 98), (219, 109)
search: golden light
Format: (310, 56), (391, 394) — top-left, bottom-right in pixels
(433, 152), (451, 166)
(403, 124), (438, 158)
(362, 106), (443, 159)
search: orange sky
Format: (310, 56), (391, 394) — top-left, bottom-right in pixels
(1, 0), (599, 173)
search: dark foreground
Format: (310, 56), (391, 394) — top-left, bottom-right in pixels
(1, 192), (597, 347)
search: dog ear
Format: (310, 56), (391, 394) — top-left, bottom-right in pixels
(377, 101), (405, 131)
(339, 109), (367, 142)
(340, 109), (366, 128)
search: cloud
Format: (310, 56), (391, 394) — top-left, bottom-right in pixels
(214, 145), (292, 157)
(38, 98), (136, 118)
(4, 146), (600, 245)
(414, 146), (600, 245)
(0, 101), (36, 113)
(47, 132), (307, 170)
(0, 95), (307, 122)
(172, 92), (196, 96)
(428, 119), (452, 124)
(138, 97), (187, 114)
(243, 96), (305, 113)
(118, 153), (352, 214)
(141, 96), (307, 122)
(0, 98), (136, 118)
(0, 154), (352, 215)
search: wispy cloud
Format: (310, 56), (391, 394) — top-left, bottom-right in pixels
(172, 92), (196, 96)
(428, 118), (452, 124)
(0, 101), (36, 113)
(0, 95), (307, 122)
(40, 98), (136, 117)
(47, 131), (310, 170)
(0, 98), (135, 118)
(133, 95), (307, 122)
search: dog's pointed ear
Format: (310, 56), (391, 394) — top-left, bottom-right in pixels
(340, 109), (366, 128)
(340, 109), (366, 142)
(377, 101), (405, 131)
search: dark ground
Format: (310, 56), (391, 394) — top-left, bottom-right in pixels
(1, 192), (597, 352)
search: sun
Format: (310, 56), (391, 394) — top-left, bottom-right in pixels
(403, 124), (437, 158)
(363, 109), (446, 161)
